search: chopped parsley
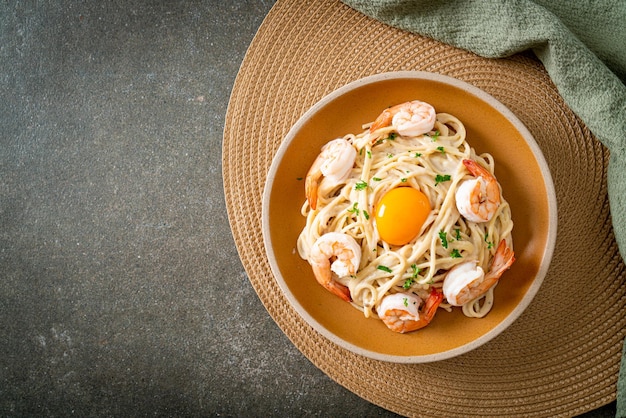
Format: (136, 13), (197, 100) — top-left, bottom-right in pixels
(437, 146), (445, 154)
(403, 297), (409, 307)
(434, 174), (451, 186)
(387, 153), (394, 158)
(450, 249), (462, 258)
(377, 265), (392, 273)
(414, 152), (422, 158)
(366, 150), (372, 159)
(348, 202), (369, 220)
(401, 178), (407, 183)
(438, 230), (449, 249)
(347, 202), (359, 216)
(484, 232), (494, 249)
(355, 180), (368, 190)
(410, 264), (420, 278)
(426, 130), (440, 141)
(454, 228), (461, 241)
(387, 132), (397, 141)
(403, 265), (420, 289)
(372, 177), (382, 181)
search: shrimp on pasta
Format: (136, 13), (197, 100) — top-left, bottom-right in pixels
(378, 289), (443, 334)
(369, 100), (436, 138)
(305, 138), (356, 210)
(308, 232), (360, 302)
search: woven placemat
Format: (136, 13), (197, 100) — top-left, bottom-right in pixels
(222, 0), (626, 416)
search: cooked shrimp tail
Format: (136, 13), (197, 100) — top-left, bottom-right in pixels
(463, 158), (494, 180)
(488, 239), (516, 280)
(421, 288), (444, 322)
(369, 107), (394, 134)
(310, 261), (351, 301)
(305, 157), (323, 210)
(309, 232), (361, 302)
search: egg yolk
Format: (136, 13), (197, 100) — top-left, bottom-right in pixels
(374, 187), (431, 246)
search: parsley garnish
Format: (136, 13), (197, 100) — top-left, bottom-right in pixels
(403, 265), (419, 289)
(437, 146), (445, 154)
(372, 177), (381, 181)
(347, 202), (359, 216)
(403, 297), (408, 307)
(414, 152), (422, 158)
(377, 265), (392, 273)
(348, 202), (369, 220)
(434, 174), (451, 186)
(450, 249), (462, 258)
(355, 180), (368, 190)
(454, 228), (461, 241)
(484, 232), (494, 249)
(366, 150), (372, 159)
(439, 230), (448, 249)
(387, 132), (397, 141)
(401, 178), (407, 183)
(428, 130), (440, 141)
(410, 264), (420, 278)
(387, 153), (394, 158)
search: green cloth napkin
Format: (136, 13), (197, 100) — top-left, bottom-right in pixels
(341, 0), (626, 415)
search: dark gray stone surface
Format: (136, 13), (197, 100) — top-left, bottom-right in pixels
(0, 1), (615, 416)
(0, 1), (397, 416)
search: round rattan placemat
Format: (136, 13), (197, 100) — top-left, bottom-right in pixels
(223, 1), (626, 416)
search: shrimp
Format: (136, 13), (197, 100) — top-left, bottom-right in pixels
(443, 239), (515, 306)
(305, 138), (356, 210)
(455, 159), (501, 223)
(369, 100), (437, 138)
(309, 232), (361, 302)
(378, 288), (443, 334)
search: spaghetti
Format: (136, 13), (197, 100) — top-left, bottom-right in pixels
(297, 101), (514, 333)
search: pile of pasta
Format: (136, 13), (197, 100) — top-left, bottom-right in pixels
(297, 102), (514, 332)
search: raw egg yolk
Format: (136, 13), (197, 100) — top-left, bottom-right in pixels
(375, 187), (431, 246)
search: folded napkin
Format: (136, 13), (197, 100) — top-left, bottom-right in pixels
(341, 0), (626, 415)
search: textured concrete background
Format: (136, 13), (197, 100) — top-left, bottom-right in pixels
(0, 1), (615, 416)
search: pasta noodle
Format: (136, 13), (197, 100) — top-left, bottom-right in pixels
(297, 102), (514, 332)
